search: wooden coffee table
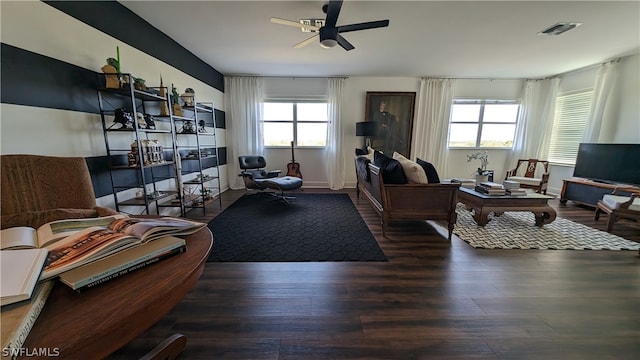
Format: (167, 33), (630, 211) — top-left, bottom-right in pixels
(457, 187), (556, 226)
(18, 227), (213, 359)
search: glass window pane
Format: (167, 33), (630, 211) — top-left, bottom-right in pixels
(451, 104), (480, 123)
(479, 124), (516, 147)
(263, 102), (293, 121)
(264, 122), (293, 146)
(297, 103), (328, 121)
(297, 123), (327, 146)
(448, 123), (478, 147)
(484, 104), (519, 123)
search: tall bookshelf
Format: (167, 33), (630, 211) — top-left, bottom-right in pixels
(96, 73), (183, 215)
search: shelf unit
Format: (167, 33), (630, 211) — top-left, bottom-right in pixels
(97, 73), (183, 215)
(174, 100), (222, 214)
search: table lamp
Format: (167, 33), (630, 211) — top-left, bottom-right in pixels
(356, 121), (378, 148)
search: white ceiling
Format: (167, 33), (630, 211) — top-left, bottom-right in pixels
(121, 0), (640, 79)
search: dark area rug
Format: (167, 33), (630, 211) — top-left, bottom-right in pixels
(207, 193), (387, 262)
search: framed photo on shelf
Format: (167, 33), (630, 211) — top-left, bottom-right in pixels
(365, 91), (416, 157)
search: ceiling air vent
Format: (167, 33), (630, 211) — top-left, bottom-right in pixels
(538, 22), (582, 36)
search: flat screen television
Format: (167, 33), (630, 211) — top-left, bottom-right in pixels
(573, 143), (640, 186)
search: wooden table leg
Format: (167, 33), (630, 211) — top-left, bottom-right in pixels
(533, 206), (557, 226)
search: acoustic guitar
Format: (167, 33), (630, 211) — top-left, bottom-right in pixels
(286, 141), (303, 179)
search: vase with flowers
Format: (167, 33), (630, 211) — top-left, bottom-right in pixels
(467, 151), (489, 183)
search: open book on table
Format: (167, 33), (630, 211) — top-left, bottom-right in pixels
(0, 215), (206, 281)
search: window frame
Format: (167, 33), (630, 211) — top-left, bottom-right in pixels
(261, 99), (328, 148)
(448, 98), (521, 149)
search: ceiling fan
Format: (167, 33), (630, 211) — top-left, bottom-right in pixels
(270, 0), (389, 51)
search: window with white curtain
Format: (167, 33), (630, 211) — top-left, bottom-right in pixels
(548, 90), (594, 165)
(262, 100), (328, 147)
(448, 99), (520, 148)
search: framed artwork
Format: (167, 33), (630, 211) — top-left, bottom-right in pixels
(365, 91), (416, 157)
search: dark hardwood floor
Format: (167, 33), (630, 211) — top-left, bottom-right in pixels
(111, 189), (640, 359)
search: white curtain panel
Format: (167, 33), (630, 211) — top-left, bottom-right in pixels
(224, 76), (265, 190)
(507, 77), (559, 168)
(583, 61), (620, 143)
(412, 78), (455, 177)
(324, 78), (345, 190)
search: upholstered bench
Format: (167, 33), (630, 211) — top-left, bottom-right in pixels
(594, 190), (640, 232)
(261, 176), (303, 203)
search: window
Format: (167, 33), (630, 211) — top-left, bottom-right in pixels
(448, 99), (520, 148)
(548, 90), (593, 165)
(262, 101), (328, 147)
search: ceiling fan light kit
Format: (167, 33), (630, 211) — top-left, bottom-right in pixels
(270, 0), (389, 51)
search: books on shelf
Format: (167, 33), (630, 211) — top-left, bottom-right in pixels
(59, 236), (186, 292)
(0, 215), (206, 281)
(1, 280), (54, 353)
(0, 249), (48, 306)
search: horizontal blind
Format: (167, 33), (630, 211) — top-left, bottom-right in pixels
(548, 91), (593, 165)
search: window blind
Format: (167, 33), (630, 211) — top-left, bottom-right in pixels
(548, 90), (593, 165)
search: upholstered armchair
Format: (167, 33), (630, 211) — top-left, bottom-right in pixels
(594, 188), (640, 232)
(505, 159), (550, 194)
(238, 155), (281, 191)
(1, 154), (118, 230)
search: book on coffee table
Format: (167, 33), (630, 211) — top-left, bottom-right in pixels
(0, 249), (48, 306)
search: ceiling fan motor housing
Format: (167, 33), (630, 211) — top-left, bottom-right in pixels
(320, 27), (338, 48)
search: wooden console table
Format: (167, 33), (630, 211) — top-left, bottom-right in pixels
(560, 178), (639, 207)
(19, 227), (213, 359)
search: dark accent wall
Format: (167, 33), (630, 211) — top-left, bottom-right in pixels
(1, 44), (100, 113)
(43, 0), (224, 92)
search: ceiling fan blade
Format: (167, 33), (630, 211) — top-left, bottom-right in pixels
(324, 0), (343, 28)
(338, 19), (390, 33)
(271, 17), (320, 31)
(293, 34), (319, 48)
(337, 35), (355, 51)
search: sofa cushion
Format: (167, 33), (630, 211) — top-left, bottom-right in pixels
(374, 151), (407, 184)
(602, 194), (640, 211)
(392, 152), (428, 184)
(507, 176), (542, 187)
(416, 158), (441, 183)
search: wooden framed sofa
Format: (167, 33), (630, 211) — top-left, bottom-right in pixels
(355, 153), (459, 240)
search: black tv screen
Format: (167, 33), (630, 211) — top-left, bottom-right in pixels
(573, 143), (640, 186)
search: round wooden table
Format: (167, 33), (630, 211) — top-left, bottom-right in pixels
(20, 228), (213, 359)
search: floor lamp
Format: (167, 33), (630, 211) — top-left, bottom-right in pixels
(356, 121), (378, 148)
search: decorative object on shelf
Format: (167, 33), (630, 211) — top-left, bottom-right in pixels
(128, 139), (165, 167)
(198, 120), (207, 133)
(179, 120), (196, 134)
(180, 88), (195, 107)
(133, 77), (147, 91)
(171, 84), (183, 116)
(111, 108), (133, 129)
(144, 114), (156, 130)
(159, 77), (169, 116)
(467, 151), (490, 183)
(136, 113), (147, 128)
(101, 57), (120, 89)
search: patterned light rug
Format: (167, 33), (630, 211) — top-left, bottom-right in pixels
(454, 204), (640, 250)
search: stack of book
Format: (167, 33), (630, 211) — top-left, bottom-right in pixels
(503, 180), (527, 196)
(451, 178), (476, 189)
(475, 181), (506, 195)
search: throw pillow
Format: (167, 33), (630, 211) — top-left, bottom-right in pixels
(374, 151), (408, 184)
(392, 152), (428, 184)
(416, 158), (441, 183)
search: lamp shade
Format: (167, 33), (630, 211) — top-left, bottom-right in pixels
(356, 121), (378, 137)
